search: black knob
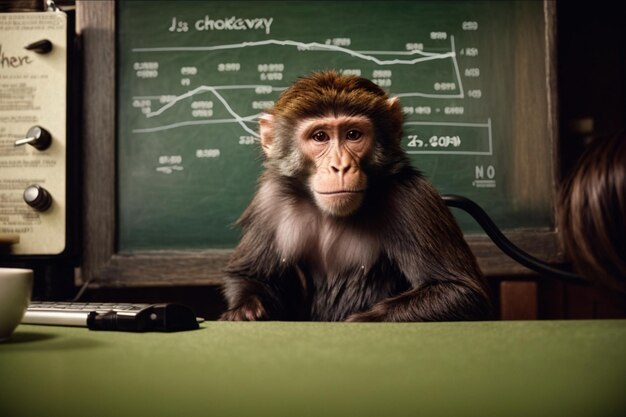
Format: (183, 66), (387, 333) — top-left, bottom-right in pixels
(25, 39), (53, 54)
(23, 185), (53, 212)
(15, 126), (52, 150)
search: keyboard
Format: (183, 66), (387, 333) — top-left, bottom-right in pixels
(23, 301), (202, 332)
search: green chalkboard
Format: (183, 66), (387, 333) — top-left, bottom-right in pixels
(117, 0), (554, 253)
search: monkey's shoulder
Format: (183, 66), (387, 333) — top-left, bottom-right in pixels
(371, 167), (444, 212)
(370, 168), (463, 240)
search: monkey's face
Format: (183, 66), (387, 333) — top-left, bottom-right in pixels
(297, 115), (374, 216)
(258, 72), (405, 218)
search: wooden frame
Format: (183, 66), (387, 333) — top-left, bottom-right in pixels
(77, 0), (561, 288)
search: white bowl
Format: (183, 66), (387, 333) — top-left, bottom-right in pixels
(0, 268), (33, 341)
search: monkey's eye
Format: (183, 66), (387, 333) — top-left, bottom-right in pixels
(312, 131), (329, 142)
(346, 130), (362, 141)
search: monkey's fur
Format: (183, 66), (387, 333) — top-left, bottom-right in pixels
(220, 71), (492, 321)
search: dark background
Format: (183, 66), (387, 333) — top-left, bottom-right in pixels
(557, 1), (625, 177)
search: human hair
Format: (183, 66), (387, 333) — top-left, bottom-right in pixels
(558, 131), (626, 294)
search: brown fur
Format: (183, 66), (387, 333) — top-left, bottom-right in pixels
(558, 132), (626, 294)
(220, 71), (492, 321)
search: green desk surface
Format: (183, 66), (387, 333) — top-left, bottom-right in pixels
(1, 320), (625, 417)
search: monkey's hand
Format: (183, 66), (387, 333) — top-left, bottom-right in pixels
(345, 304), (390, 322)
(219, 297), (268, 321)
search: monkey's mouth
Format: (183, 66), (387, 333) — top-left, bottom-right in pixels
(313, 189), (366, 216)
(314, 190), (365, 196)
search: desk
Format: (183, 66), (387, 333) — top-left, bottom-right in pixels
(1, 321), (625, 417)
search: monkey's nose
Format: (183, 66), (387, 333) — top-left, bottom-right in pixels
(330, 163), (359, 184)
(329, 152), (356, 177)
(330, 163), (351, 176)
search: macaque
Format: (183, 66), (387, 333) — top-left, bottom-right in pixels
(220, 71), (492, 321)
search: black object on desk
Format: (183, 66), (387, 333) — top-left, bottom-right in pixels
(23, 301), (200, 332)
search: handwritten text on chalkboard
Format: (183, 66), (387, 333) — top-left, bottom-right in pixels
(168, 16), (274, 35)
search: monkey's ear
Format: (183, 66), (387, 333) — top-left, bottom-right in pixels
(386, 97), (403, 144)
(259, 113), (274, 157)
(387, 96), (400, 110)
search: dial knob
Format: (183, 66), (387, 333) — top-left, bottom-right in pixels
(23, 185), (53, 212)
(24, 39), (53, 54)
(15, 126), (52, 151)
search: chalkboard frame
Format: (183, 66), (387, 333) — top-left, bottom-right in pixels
(77, 0), (561, 288)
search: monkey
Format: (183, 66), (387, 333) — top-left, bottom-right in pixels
(220, 71), (492, 322)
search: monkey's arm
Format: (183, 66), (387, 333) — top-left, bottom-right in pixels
(221, 270), (306, 321)
(346, 281), (491, 322)
(345, 246), (492, 322)
(220, 228), (306, 321)
(220, 278), (272, 321)
(348, 178), (492, 322)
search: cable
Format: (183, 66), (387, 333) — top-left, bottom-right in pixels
(72, 277), (94, 302)
(442, 194), (585, 283)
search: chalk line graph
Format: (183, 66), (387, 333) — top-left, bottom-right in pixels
(130, 36), (467, 134)
(133, 85), (286, 136)
(128, 35), (490, 155)
(131, 36), (464, 99)
(131, 37), (457, 67)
